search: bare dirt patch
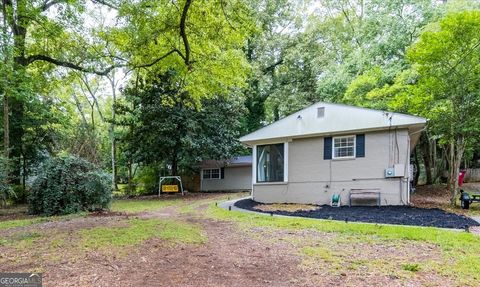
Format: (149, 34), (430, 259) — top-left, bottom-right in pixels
(0, 204), (32, 221)
(33, 218), (303, 287)
(245, 227), (452, 287)
(411, 184), (451, 209)
(255, 203), (318, 213)
(412, 183), (480, 219)
(88, 211), (128, 217)
(0, 192), (477, 286)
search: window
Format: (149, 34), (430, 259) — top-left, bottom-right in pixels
(203, 168), (221, 179)
(257, 143), (284, 182)
(333, 136), (355, 159)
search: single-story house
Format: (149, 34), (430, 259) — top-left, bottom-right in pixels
(200, 156), (252, 192)
(239, 102), (426, 206)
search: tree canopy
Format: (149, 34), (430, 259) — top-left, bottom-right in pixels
(1, 0), (480, 202)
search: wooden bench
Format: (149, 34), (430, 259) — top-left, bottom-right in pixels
(349, 189), (381, 207)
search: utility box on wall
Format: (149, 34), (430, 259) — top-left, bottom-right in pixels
(385, 164), (405, 178)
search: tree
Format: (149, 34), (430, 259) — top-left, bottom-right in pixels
(239, 0), (305, 132)
(407, 10), (480, 204)
(109, 0), (254, 101)
(120, 70), (243, 178)
(0, 0), (118, 186)
(242, 0), (441, 124)
(106, 71), (120, 191)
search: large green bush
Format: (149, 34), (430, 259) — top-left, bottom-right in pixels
(133, 166), (159, 196)
(0, 156), (14, 207)
(29, 155), (112, 215)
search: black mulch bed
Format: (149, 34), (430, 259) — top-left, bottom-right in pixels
(234, 198), (480, 229)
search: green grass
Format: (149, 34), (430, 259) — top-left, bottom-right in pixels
(0, 218), (41, 230)
(0, 231), (42, 249)
(157, 220), (206, 244)
(402, 263), (420, 272)
(111, 198), (179, 213)
(179, 192), (249, 214)
(0, 211), (87, 231)
(208, 204), (478, 244)
(207, 204), (480, 284)
(81, 218), (205, 250)
(301, 246), (343, 271)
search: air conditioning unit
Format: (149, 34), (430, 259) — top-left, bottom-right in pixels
(385, 164), (405, 178)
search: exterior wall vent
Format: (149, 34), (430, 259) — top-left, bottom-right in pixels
(317, 107), (325, 118)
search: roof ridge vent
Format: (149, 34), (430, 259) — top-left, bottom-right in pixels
(317, 107), (325, 118)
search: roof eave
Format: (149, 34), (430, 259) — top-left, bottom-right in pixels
(240, 122), (426, 147)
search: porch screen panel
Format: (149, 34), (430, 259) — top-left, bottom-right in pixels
(257, 143), (284, 182)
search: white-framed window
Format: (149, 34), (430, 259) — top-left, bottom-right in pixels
(202, 168), (221, 179)
(257, 143), (284, 182)
(333, 135), (355, 159)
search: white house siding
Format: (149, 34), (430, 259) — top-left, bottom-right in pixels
(202, 166), (252, 191)
(253, 129), (410, 205)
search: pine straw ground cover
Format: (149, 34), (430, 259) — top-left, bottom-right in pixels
(0, 190), (479, 286)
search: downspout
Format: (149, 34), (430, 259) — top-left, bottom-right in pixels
(405, 127), (426, 204)
(399, 132), (412, 205)
(252, 145), (256, 199)
(406, 136), (411, 204)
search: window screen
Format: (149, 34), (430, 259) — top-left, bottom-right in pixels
(333, 136), (355, 158)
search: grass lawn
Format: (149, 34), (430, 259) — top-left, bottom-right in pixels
(208, 203), (480, 285)
(110, 198), (180, 213)
(0, 191), (479, 286)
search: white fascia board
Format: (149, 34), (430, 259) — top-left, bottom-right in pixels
(241, 124), (425, 147)
(239, 102), (427, 145)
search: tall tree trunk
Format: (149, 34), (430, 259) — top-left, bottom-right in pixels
(171, 153), (178, 176)
(21, 152), (26, 191)
(420, 132), (433, 184)
(90, 105), (95, 130)
(110, 126), (117, 189)
(448, 136), (465, 206)
(413, 147), (420, 186)
(2, 93), (8, 159)
(108, 74), (118, 190)
(4, 0), (28, 185)
(127, 159), (133, 196)
(446, 141), (453, 192)
(2, 0), (10, 161)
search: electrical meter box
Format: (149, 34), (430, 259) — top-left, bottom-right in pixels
(385, 164), (405, 178)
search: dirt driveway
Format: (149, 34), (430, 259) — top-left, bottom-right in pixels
(0, 192), (478, 286)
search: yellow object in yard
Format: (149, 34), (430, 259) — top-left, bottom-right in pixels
(162, 185), (179, 193)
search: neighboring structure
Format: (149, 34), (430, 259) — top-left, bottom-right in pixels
(239, 102), (427, 206)
(200, 156), (252, 192)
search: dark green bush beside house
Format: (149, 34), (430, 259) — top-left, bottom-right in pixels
(28, 155), (112, 216)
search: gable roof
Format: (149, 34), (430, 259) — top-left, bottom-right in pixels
(240, 102), (426, 145)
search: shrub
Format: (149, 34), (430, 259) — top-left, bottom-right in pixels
(133, 166), (159, 195)
(0, 156), (14, 207)
(28, 155), (112, 216)
(10, 185), (27, 204)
